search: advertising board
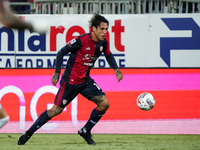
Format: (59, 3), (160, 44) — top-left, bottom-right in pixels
(1, 14), (200, 68)
(0, 68), (199, 134)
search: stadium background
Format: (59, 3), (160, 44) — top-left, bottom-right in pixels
(0, 0), (200, 134)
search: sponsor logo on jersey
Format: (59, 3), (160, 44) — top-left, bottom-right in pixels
(83, 54), (92, 60)
(83, 62), (93, 66)
(86, 47), (91, 50)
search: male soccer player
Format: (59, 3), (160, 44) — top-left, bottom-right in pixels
(0, 0), (47, 129)
(0, 0), (47, 32)
(0, 103), (9, 129)
(0, 0), (34, 29)
(18, 13), (123, 145)
(0, 0), (30, 129)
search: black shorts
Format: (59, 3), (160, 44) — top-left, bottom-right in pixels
(54, 78), (105, 108)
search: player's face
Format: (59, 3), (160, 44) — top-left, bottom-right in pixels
(92, 22), (108, 42)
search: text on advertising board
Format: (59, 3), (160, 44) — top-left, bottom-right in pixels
(0, 19), (125, 68)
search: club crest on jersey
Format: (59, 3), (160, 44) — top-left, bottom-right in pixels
(68, 38), (76, 47)
(100, 46), (103, 51)
(62, 99), (68, 105)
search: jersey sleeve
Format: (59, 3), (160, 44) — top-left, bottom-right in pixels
(55, 37), (81, 73)
(104, 40), (119, 70)
(103, 40), (111, 56)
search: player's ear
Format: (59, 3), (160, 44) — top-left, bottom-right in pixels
(92, 26), (96, 32)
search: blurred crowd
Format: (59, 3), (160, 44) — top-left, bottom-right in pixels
(9, 0), (33, 14)
(9, 0), (200, 14)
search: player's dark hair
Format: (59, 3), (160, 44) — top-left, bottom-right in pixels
(89, 13), (109, 30)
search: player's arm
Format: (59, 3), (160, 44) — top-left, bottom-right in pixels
(51, 38), (81, 85)
(104, 40), (123, 82)
(0, 10), (33, 30)
(105, 53), (123, 82)
(0, 1), (47, 33)
(51, 45), (71, 85)
(0, 0), (33, 30)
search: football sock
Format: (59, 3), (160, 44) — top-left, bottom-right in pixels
(84, 107), (105, 131)
(27, 110), (51, 136)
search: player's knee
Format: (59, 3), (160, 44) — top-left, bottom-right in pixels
(102, 96), (110, 110)
(99, 100), (110, 112)
(105, 101), (110, 110)
(0, 115), (9, 128)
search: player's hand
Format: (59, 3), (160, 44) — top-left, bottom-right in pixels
(51, 72), (59, 86)
(31, 20), (49, 34)
(115, 69), (123, 82)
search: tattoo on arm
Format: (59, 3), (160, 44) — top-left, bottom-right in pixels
(90, 95), (104, 105)
(115, 69), (122, 75)
(52, 72), (60, 80)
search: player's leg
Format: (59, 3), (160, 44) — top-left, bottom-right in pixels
(84, 95), (109, 131)
(0, 104), (9, 128)
(27, 104), (64, 134)
(78, 80), (109, 145)
(17, 105), (64, 145)
(18, 82), (74, 145)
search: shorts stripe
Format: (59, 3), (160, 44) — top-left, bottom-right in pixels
(55, 82), (66, 106)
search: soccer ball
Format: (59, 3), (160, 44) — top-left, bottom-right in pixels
(137, 92), (155, 111)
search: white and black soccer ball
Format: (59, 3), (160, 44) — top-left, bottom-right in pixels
(137, 92), (155, 111)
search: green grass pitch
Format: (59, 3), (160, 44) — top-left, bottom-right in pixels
(0, 133), (200, 150)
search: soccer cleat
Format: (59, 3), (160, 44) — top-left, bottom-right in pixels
(17, 132), (31, 145)
(78, 127), (96, 145)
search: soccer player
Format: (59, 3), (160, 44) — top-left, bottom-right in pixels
(0, 104), (9, 129)
(0, 0), (47, 129)
(0, 0), (32, 130)
(18, 13), (123, 145)
(0, 0), (33, 29)
(0, 0), (47, 32)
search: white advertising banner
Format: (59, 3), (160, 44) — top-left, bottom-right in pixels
(0, 14), (200, 68)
